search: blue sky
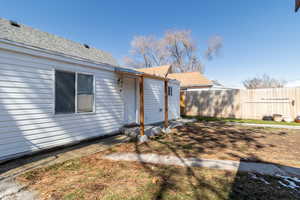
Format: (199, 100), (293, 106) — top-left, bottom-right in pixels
(0, 0), (299, 87)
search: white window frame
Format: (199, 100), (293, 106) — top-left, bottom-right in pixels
(53, 69), (96, 115)
(76, 72), (96, 114)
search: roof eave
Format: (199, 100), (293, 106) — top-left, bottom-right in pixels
(115, 66), (178, 82)
(181, 84), (213, 88)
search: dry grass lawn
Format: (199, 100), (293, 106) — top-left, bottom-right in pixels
(18, 122), (300, 200)
(19, 157), (235, 200)
(18, 155), (300, 200)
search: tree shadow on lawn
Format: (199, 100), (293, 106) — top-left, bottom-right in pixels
(133, 140), (231, 200)
(131, 122), (300, 200)
(137, 121), (295, 163)
(229, 158), (300, 200)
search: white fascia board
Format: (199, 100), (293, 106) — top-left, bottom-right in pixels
(181, 84), (213, 89)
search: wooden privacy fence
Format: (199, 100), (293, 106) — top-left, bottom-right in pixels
(182, 88), (300, 120)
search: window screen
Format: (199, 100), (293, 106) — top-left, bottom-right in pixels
(55, 71), (75, 114)
(77, 74), (94, 113)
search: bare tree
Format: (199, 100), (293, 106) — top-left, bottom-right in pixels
(243, 74), (286, 89)
(163, 30), (202, 72)
(124, 36), (167, 68)
(124, 30), (222, 73)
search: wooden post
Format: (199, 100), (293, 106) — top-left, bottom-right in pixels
(164, 80), (169, 128)
(139, 76), (145, 136)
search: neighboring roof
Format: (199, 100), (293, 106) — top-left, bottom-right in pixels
(0, 18), (118, 66)
(212, 80), (224, 87)
(168, 72), (213, 88)
(136, 65), (171, 77)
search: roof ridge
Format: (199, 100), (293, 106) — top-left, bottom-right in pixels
(0, 18), (118, 66)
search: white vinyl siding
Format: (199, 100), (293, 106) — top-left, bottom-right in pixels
(0, 48), (124, 161)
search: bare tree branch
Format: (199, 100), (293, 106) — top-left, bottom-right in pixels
(243, 74), (286, 89)
(205, 35), (223, 60)
(124, 29), (222, 73)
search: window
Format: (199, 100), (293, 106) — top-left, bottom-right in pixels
(55, 70), (94, 114)
(77, 74), (94, 113)
(168, 86), (173, 96)
(55, 71), (75, 114)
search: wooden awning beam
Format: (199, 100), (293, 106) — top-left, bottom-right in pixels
(142, 73), (169, 81)
(115, 69), (172, 81)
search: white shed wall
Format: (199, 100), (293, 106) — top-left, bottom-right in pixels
(144, 78), (165, 124)
(143, 78), (180, 124)
(168, 81), (180, 120)
(0, 48), (124, 161)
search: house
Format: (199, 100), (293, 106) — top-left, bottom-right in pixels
(0, 18), (180, 162)
(186, 80), (238, 91)
(137, 65), (213, 91)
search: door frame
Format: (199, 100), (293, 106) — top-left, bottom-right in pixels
(123, 76), (139, 125)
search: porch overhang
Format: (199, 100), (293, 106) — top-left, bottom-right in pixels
(115, 66), (171, 138)
(115, 66), (171, 81)
(114, 67), (143, 77)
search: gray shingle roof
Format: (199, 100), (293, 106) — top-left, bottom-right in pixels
(0, 18), (118, 66)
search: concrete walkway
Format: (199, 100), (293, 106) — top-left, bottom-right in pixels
(104, 153), (300, 177)
(0, 134), (129, 200)
(0, 179), (38, 200)
(228, 122), (300, 130)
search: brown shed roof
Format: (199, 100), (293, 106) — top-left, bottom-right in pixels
(168, 72), (213, 88)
